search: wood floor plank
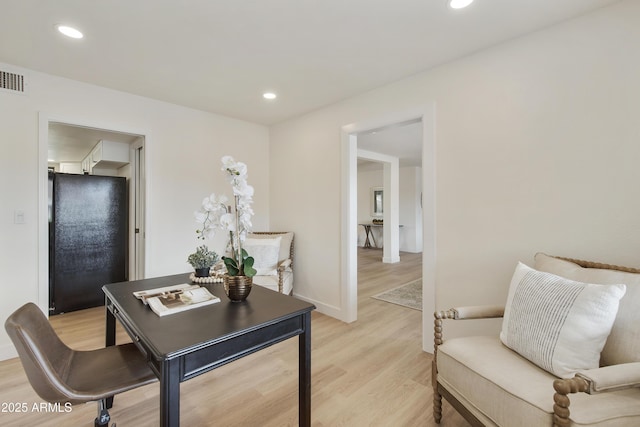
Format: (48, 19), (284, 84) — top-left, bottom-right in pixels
(0, 248), (469, 426)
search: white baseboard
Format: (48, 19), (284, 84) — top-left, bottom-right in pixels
(292, 293), (351, 323)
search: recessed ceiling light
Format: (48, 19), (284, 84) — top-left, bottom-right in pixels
(263, 92), (277, 100)
(56, 25), (84, 39)
(448, 0), (474, 9)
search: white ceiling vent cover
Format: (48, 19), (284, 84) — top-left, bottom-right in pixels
(0, 70), (26, 94)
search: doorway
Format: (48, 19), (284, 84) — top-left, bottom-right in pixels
(37, 114), (148, 313)
(357, 144), (402, 264)
(340, 104), (436, 352)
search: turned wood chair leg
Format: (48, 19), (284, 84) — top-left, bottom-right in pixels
(433, 383), (443, 423)
(432, 313), (448, 424)
(552, 377), (588, 427)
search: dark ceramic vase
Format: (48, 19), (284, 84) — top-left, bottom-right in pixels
(223, 275), (252, 302)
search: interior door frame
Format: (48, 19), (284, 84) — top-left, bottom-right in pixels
(37, 112), (150, 313)
(340, 104), (436, 352)
(132, 141), (145, 280)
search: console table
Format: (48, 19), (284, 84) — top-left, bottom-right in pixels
(359, 223), (382, 248)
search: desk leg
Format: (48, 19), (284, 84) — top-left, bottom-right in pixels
(299, 311), (312, 427)
(160, 358), (181, 427)
(105, 300), (116, 409)
(105, 299), (116, 347)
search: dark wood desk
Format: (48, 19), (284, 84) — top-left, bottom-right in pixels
(103, 273), (315, 427)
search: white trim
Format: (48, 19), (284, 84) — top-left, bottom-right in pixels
(421, 107), (437, 354)
(357, 149), (401, 264)
(341, 104), (437, 345)
(293, 293), (343, 320)
(340, 133), (358, 323)
(130, 139), (146, 280)
(37, 114), (49, 313)
(356, 149), (397, 163)
(38, 113), (151, 316)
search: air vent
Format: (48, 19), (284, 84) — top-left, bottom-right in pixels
(0, 70), (26, 93)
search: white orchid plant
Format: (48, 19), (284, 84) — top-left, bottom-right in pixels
(194, 156), (257, 277)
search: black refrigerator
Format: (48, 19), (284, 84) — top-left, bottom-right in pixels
(49, 172), (128, 314)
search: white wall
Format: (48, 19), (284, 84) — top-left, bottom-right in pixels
(0, 64), (269, 359)
(357, 165), (423, 253)
(399, 166), (422, 253)
(269, 0), (640, 344)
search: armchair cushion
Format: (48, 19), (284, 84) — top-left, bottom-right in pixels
(500, 262), (626, 378)
(438, 336), (640, 426)
(252, 271), (293, 294)
(243, 236), (281, 275)
(438, 336), (558, 426)
(535, 253), (640, 366)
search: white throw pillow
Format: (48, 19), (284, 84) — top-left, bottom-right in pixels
(242, 237), (282, 276)
(247, 232), (293, 264)
(534, 253), (640, 366)
(500, 262), (626, 378)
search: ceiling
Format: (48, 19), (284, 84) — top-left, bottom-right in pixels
(0, 0), (620, 127)
(48, 123), (141, 163)
(358, 120), (423, 168)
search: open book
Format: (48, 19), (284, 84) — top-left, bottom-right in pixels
(133, 283), (220, 317)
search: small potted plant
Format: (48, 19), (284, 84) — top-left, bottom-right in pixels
(187, 245), (219, 277)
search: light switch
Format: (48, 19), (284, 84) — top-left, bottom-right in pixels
(14, 210), (25, 224)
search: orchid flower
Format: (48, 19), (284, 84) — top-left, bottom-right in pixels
(194, 156), (256, 277)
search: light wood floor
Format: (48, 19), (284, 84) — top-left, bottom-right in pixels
(0, 249), (469, 426)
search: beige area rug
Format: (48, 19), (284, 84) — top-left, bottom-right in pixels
(371, 278), (422, 311)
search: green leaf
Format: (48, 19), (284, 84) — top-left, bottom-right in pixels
(225, 250), (256, 277)
(242, 255), (256, 277)
(223, 256), (240, 276)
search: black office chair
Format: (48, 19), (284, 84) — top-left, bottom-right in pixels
(5, 302), (157, 426)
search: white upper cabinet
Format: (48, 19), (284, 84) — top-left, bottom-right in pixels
(82, 155), (91, 174)
(60, 162), (83, 174)
(90, 140), (130, 169)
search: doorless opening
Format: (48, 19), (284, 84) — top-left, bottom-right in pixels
(38, 114), (148, 313)
(340, 105), (436, 353)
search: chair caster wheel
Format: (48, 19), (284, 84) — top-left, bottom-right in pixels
(95, 407), (111, 427)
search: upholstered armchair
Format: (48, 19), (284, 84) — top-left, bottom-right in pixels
(433, 254), (640, 426)
(243, 232), (294, 294)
